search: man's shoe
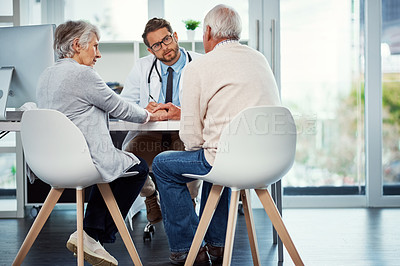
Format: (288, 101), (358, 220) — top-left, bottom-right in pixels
(145, 192), (162, 224)
(169, 246), (211, 266)
(206, 243), (224, 263)
(66, 230), (118, 266)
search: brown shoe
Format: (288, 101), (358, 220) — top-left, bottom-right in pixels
(206, 243), (224, 263)
(145, 192), (162, 224)
(169, 246), (211, 266)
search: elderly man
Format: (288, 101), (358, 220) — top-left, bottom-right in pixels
(152, 4), (281, 265)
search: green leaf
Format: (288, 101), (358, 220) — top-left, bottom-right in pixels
(182, 19), (201, 30)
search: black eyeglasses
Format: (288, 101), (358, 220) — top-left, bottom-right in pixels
(150, 34), (174, 51)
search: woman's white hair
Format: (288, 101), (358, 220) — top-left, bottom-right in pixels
(203, 4), (242, 40)
(54, 20), (100, 59)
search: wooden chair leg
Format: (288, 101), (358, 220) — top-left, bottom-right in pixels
(97, 183), (142, 266)
(222, 189), (240, 266)
(185, 185), (224, 266)
(255, 189), (304, 266)
(76, 188), (85, 266)
(13, 188), (64, 266)
(241, 189), (260, 266)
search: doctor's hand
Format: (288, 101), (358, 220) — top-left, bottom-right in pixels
(145, 102), (159, 113)
(153, 103), (181, 120)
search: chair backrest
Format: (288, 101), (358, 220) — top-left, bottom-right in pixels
(21, 109), (102, 188)
(203, 106), (297, 189)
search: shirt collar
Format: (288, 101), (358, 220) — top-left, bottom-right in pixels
(214, 39), (239, 50)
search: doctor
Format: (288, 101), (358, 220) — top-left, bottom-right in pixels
(120, 18), (202, 225)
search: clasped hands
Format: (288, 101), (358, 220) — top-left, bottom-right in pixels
(147, 102), (181, 121)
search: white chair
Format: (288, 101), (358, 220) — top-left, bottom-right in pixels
(183, 106), (304, 266)
(13, 109), (142, 266)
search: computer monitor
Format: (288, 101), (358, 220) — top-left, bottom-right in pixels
(0, 24), (55, 120)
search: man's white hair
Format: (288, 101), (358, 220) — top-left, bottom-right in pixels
(203, 4), (242, 40)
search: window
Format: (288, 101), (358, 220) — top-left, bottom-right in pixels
(64, 0), (148, 41)
(20, 0), (148, 41)
(381, 0), (400, 195)
(0, 0), (17, 27)
(0, 0), (13, 16)
(280, 0), (365, 195)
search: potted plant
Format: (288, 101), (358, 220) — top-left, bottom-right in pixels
(183, 19), (201, 41)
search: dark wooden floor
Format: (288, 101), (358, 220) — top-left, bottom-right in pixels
(1, 207), (399, 265)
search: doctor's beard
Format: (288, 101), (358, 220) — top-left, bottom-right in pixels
(157, 44), (180, 64)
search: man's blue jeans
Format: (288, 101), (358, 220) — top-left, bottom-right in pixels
(153, 149), (230, 253)
(83, 157), (148, 244)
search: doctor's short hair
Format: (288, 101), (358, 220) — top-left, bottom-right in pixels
(203, 4), (241, 40)
(142, 18), (174, 47)
(54, 20), (100, 59)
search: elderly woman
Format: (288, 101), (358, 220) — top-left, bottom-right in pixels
(36, 20), (163, 266)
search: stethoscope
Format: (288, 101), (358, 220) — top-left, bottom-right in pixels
(147, 58), (162, 84)
(146, 52), (192, 102)
(147, 52), (192, 85)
